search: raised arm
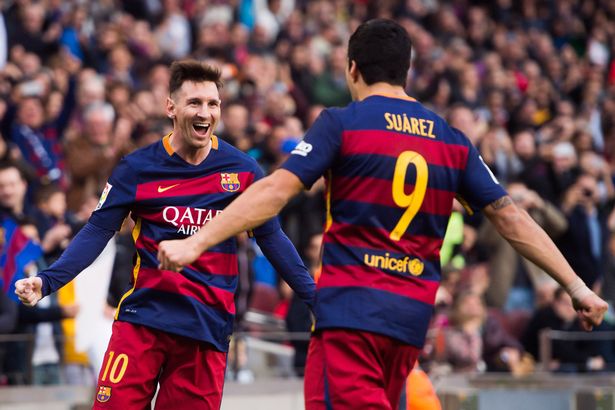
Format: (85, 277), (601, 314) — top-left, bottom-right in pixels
(483, 195), (608, 330)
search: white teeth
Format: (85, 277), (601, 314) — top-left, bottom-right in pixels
(193, 123), (210, 133)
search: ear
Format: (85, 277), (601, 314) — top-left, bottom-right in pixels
(166, 97), (176, 120)
(348, 60), (360, 83)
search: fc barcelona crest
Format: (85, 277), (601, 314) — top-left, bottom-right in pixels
(220, 173), (240, 192)
(97, 385), (112, 403)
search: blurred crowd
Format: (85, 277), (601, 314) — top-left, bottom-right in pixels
(0, 0), (615, 387)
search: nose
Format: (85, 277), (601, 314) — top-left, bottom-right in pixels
(196, 104), (211, 119)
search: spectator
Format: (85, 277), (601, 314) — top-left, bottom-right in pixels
(0, 290), (18, 384)
(0, 161), (72, 252)
(64, 102), (132, 212)
(7, 2), (60, 62)
(8, 53), (79, 188)
(558, 173), (610, 289)
(0, 161), (30, 219)
(523, 288), (607, 372)
(2, 0), (615, 384)
(33, 184), (79, 265)
(219, 102), (252, 151)
(478, 182), (566, 310)
(4, 219), (77, 385)
(154, 0), (191, 60)
(438, 291), (487, 373)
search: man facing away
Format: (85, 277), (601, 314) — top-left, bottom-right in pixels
(157, 19), (608, 410)
(15, 60), (315, 409)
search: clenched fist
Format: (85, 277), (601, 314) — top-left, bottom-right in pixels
(14, 277), (43, 306)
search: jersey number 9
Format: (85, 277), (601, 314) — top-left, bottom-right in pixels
(390, 151), (428, 241)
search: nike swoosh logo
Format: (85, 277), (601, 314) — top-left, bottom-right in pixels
(157, 184), (180, 193)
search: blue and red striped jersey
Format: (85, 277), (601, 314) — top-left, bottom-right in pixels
(282, 95), (506, 348)
(89, 134), (278, 351)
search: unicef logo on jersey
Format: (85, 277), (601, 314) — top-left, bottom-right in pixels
(363, 252), (424, 276)
(290, 140), (313, 157)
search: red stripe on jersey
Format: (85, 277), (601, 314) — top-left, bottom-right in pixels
(135, 172), (255, 201)
(318, 265), (438, 305)
(325, 222), (442, 260)
(135, 232), (158, 252)
(136, 234), (238, 275)
(190, 252), (238, 276)
(341, 130), (468, 169)
(330, 175), (455, 216)
(135, 267), (236, 314)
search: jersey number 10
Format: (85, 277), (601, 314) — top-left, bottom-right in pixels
(101, 351), (129, 384)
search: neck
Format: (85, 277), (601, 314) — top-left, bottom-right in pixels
(169, 133), (212, 165)
(355, 82), (408, 101)
(13, 203), (23, 217)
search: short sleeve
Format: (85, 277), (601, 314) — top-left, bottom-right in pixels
(281, 109), (342, 189)
(456, 130), (507, 210)
(88, 158), (136, 231)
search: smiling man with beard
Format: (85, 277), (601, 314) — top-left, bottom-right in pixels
(14, 60), (315, 409)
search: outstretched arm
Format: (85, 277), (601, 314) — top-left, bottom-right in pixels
(158, 169), (304, 270)
(15, 222), (116, 306)
(483, 195), (608, 330)
(255, 228), (316, 308)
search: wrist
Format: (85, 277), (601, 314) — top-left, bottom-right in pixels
(566, 276), (593, 303)
(191, 233), (209, 254)
(35, 275), (48, 298)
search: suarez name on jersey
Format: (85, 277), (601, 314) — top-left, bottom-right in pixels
(282, 95), (506, 348)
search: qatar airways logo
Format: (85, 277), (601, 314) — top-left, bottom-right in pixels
(162, 206), (223, 235)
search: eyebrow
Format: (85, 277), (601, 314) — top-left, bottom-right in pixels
(186, 97), (221, 104)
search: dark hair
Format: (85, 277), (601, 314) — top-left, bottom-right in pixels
(348, 19), (412, 87)
(168, 60), (223, 95)
(16, 215), (37, 227)
(0, 160), (27, 181)
(35, 183), (63, 205)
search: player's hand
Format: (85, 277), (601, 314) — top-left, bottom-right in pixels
(14, 277), (43, 307)
(572, 292), (608, 331)
(157, 238), (201, 272)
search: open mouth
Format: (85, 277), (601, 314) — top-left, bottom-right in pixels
(193, 123), (210, 136)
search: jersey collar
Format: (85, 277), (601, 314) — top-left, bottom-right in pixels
(162, 133), (219, 156)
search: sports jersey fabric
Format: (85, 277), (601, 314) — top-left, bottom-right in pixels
(39, 134), (314, 352)
(282, 95), (506, 348)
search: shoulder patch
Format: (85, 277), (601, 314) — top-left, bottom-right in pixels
(291, 140), (313, 157)
(96, 182), (113, 210)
